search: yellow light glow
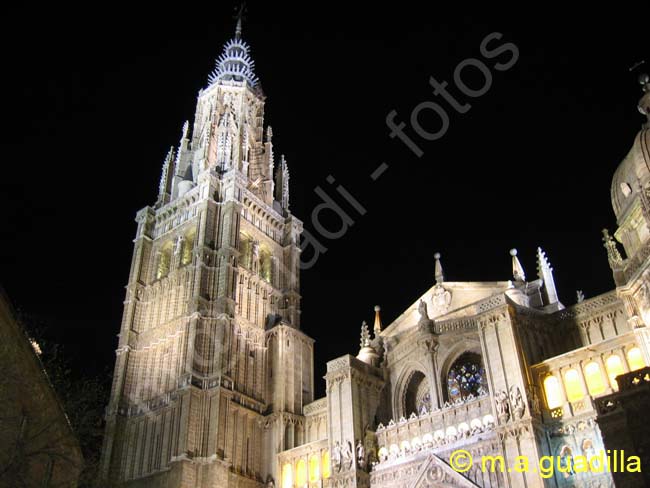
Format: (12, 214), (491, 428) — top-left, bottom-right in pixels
(584, 362), (606, 396)
(157, 245), (172, 279)
(309, 454), (320, 483)
(321, 451), (330, 479)
(627, 347), (645, 371)
(564, 369), (585, 403)
(181, 231), (195, 265)
(544, 375), (563, 409)
(296, 459), (307, 486)
(606, 355), (625, 390)
(281, 463), (292, 488)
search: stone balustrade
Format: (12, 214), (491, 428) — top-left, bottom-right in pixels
(374, 393), (494, 465)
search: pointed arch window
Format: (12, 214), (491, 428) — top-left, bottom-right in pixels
(181, 231), (195, 266)
(239, 233), (253, 269)
(156, 243), (172, 279)
(259, 246), (273, 283)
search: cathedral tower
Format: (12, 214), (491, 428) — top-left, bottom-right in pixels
(100, 22), (313, 487)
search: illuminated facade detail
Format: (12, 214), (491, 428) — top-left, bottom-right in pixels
(544, 375), (563, 410)
(584, 361), (607, 396)
(99, 17), (650, 488)
(606, 355), (625, 390)
(563, 369), (585, 403)
(627, 346), (645, 371)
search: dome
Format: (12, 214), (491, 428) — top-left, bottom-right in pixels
(610, 128), (650, 222)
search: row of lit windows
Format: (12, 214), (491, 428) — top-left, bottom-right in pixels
(543, 347), (645, 409)
(281, 451), (330, 488)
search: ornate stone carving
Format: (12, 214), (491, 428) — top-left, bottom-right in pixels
(430, 284), (452, 317)
(509, 385), (525, 419)
(356, 439), (366, 471)
(341, 440), (353, 471)
(332, 441), (342, 472)
(495, 390), (510, 423)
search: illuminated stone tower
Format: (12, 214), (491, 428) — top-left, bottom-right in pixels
(99, 20), (314, 487)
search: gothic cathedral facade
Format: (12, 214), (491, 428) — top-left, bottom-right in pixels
(100, 22), (650, 488)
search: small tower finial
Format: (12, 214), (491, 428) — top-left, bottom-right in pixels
(510, 248), (526, 282)
(536, 247), (562, 309)
(234, 3), (245, 40)
(373, 305), (382, 337)
(434, 252), (444, 284)
(360, 321), (371, 349)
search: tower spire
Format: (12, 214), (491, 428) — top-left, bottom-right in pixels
(536, 247), (562, 309)
(235, 4), (244, 40)
(434, 252), (444, 284)
(156, 146), (176, 207)
(373, 305), (382, 337)
(510, 248), (526, 282)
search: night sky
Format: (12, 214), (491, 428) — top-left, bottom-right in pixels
(1, 4), (648, 397)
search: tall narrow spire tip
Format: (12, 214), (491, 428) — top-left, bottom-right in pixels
(434, 252), (444, 284)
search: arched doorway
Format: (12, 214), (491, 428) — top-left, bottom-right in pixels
(404, 371), (431, 416)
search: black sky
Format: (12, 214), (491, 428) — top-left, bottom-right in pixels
(1, 4), (648, 396)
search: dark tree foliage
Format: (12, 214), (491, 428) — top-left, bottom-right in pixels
(21, 314), (111, 487)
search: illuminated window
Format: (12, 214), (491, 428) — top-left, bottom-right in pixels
(321, 451), (330, 479)
(296, 459), (307, 487)
(156, 244), (172, 279)
(309, 454), (320, 483)
(606, 355), (625, 390)
(281, 463), (293, 488)
(239, 233), (252, 269)
(181, 231), (195, 265)
(564, 369), (585, 403)
(584, 362), (606, 396)
(260, 246), (273, 283)
(627, 347), (645, 371)
(446, 352), (488, 402)
(543, 375), (563, 409)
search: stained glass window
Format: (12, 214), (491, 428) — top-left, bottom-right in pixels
(446, 352), (487, 402)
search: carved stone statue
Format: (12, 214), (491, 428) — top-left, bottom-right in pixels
(251, 241), (260, 271)
(332, 441), (342, 472)
(174, 235), (185, 258)
(417, 299), (434, 332)
(509, 385), (525, 419)
(341, 440), (353, 470)
(495, 390), (510, 422)
(418, 299), (430, 321)
(527, 385), (541, 416)
(356, 439), (366, 471)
